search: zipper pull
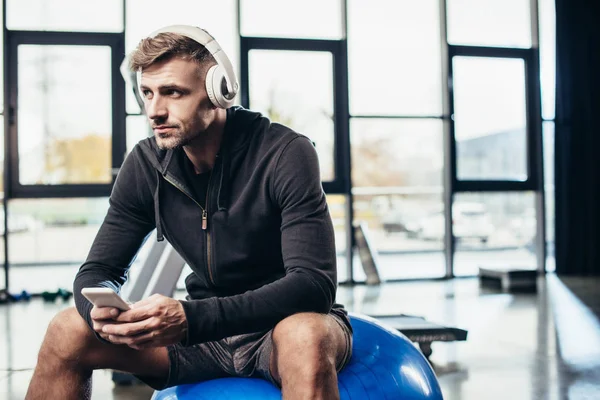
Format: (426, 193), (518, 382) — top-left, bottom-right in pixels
(202, 210), (208, 230)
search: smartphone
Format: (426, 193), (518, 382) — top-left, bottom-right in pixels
(81, 287), (131, 311)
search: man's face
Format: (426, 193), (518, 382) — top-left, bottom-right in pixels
(140, 57), (215, 149)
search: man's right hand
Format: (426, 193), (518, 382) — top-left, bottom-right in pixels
(90, 306), (121, 341)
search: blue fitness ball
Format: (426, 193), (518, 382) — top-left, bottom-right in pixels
(153, 313), (443, 399)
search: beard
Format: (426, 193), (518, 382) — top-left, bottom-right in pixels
(154, 127), (199, 150)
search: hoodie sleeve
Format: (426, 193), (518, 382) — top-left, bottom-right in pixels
(73, 148), (156, 336)
(180, 136), (337, 345)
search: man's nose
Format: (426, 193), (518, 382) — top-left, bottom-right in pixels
(146, 96), (168, 120)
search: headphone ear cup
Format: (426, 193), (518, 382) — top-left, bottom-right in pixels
(205, 64), (233, 109)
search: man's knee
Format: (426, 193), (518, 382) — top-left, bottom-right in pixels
(271, 313), (341, 385)
(272, 313), (334, 356)
(40, 307), (96, 366)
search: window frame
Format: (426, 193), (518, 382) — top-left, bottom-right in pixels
(240, 36), (351, 194)
(5, 30), (126, 198)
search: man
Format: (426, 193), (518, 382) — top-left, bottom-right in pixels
(25, 25), (352, 400)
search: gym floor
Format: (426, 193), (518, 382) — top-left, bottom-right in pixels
(1, 274), (599, 400)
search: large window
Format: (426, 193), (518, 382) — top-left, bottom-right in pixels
(248, 50), (335, 181)
(348, 0), (443, 116)
(0, 0), (555, 291)
(17, 45), (113, 185)
(350, 119), (445, 279)
(449, 41), (544, 275)
(6, 0), (123, 32)
(453, 192), (537, 276)
(327, 195), (351, 282)
(347, 0), (445, 280)
(0, 2), (3, 112)
(452, 56), (528, 181)
(0, 3), (4, 290)
(0, 114), (4, 290)
(6, 32), (125, 198)
(6, 198), (110, 292)
(543, 122), (555, 271)
(240, 0), (344, 40)
(446, 0), (532, 48)
(539, 0), (556, 270)
(539, 0), (556, 120)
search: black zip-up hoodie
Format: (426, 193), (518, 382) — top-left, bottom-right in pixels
(73, 106), (344, 346)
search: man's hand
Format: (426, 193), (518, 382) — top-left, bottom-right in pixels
(90, 305), (122, 342)
(100, 294), (188, 350)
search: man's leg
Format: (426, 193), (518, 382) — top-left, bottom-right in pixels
(25, 307), (169, 400)
(269, 312), (350, 400)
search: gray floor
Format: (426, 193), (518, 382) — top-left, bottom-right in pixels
(1, 274), (599, 400)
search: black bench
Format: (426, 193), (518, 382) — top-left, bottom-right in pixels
(369, 314), (468, 359)
(478, 266), (538, 292)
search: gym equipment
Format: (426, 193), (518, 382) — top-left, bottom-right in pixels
(152, 313), (443, 400)
(112, 235), (187, 385)
(479, 266), (538, 292)
(40, 288), (73, 302)
(122, 25), (239, 110)
(13, 290), (31, 302)
(0, 289), (31, 304)
(0, 289), (12, 304)
(369, 314), (468, 359)
(354, 222), (382, 285)
(354, 221), (468, 358)
(122, 237), (186, 302)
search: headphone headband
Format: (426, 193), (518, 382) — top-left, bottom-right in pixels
(148, 25), (238, 96)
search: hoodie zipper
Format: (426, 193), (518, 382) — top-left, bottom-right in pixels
(163, 174), (215, 286)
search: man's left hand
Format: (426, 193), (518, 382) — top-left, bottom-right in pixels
(101, 294), (187, 350)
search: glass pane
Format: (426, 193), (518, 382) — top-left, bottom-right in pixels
(447, 0), (532, 48)
(241, 0), (343, 39)
(543, 122), (555, 271)
(17, 45), (112, 185)
(127, 115), (151, 154)
(539, 0), (556, 120)
(7, 0), (123, 32)
(453, 56), (528, 181)
(125, 0), (238, 78)
(0, 115), (4, 199)
(126, 81), (142, 115)
(0, 115), (3, 289)
(351, 119), (445, 279)
(0, 3), (3, 112)
(249, 50), (335, 181)
(453, 192), (537, 276)
(6, 198), (110, 293)
(326, 194), (350, 282)
(348, 0), (442, 116)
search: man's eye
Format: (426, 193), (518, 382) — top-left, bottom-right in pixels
(142, 90), (152, 98)
(168, 90), (181, 96)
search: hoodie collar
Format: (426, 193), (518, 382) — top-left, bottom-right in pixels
(138, 106), (263, 241)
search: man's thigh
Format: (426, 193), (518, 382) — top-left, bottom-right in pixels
(46, 308), (171, 385)
(134, 309), (353, 390)
(251, 309), (353, 387)
(134, 339), (234, 390)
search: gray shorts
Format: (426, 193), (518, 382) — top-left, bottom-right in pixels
(136, 307), (353, 390)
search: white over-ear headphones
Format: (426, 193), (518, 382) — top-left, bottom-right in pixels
(123, 25), (239, 109)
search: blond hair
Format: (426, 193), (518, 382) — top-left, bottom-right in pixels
(128, 32), (215, 74)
